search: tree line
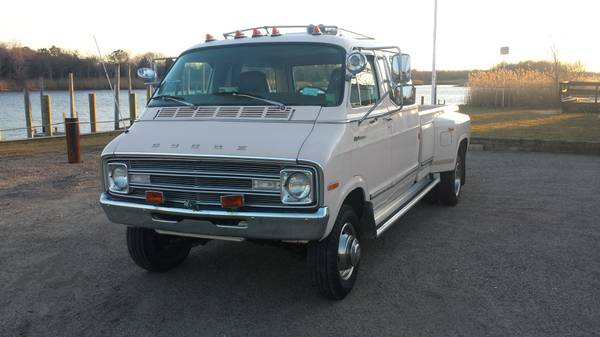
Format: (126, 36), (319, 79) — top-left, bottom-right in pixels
(0, 42), (165, 91)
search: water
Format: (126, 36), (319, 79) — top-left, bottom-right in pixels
(415, 85), (468, 105)
(0, 89), (149, 141)
(0, 86), (468, 141)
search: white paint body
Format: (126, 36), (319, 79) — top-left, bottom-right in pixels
(102, 33), (470, 240)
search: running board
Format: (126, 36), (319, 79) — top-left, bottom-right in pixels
(375, 177), (440, 237)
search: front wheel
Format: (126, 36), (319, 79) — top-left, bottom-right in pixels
(126, 227), (191, 272)
(308, 205), (361, 300)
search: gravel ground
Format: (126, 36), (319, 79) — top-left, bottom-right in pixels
(0, 149), (599, 337)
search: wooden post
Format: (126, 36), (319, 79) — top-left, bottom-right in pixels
(64, 116), (81, 163)
(114, 64), (121, 130)
(68, 73), (76, 118)
(24, 88), (34, 138)
(127, 64), (133, 95)
(89, 93), (97, 133)
(41, 94), (53, 136)
(129, 93), (137, 126)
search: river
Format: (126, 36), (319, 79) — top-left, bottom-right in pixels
(0, 85), (468, 141)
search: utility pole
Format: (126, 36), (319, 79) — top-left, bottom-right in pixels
(431, 0), (438, 105)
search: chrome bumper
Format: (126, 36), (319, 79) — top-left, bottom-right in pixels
(99, 193), (328, 240)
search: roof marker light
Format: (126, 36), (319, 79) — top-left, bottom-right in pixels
(252, 28), (263, 37)
(205, 34), (216, 42)
(234, 30), (246, 39)
(310, 24), (322, 35)
(271, 27), (281, 37)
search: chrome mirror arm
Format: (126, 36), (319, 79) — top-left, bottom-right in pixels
(358, 83), (402, 125)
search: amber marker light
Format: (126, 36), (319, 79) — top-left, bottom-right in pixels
(205, 34), (216, 42)
(271, 27), (281, 36)
(327, 182), (340, 191)
(221, 195), (245, 209)
(145, 191), (164, 204)
(252, 28), (263, 37)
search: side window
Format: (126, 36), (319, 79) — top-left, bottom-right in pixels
(350, 58), (380, 107)
(182, 62), (213, 95)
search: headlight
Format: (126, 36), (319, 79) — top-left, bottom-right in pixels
(281, 169), (313, 204)
(107, 163), (129, 194)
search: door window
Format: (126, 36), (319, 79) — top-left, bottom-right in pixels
(350, 58), (379, 107)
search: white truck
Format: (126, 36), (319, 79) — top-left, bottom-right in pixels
(100, 25), (471, 300)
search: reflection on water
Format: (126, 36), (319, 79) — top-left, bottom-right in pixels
(0, 86), (467, 141)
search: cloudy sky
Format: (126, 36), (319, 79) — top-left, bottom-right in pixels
(1, 0), (597, 71)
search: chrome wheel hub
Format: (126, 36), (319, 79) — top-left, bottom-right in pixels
(338, 222), (361, 280)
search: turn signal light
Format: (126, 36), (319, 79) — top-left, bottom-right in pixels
(271, 27), (281, 36)
(221, 195), (245, 209)
(234, 30), (246, 39)
(252, 28), (263, 37)
(145, 191), (164, 204)
(205, 34), (216, 42)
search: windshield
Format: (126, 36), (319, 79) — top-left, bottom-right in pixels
(150, 43), (345, 107)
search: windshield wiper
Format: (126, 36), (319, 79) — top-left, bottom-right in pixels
(151, 95), (196, 107)
(214, 91), (286, 110)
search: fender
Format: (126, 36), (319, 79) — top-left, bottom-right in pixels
(320, 175), (369, 241)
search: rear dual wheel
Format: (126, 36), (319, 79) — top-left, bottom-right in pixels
(437, 148), (465, 206)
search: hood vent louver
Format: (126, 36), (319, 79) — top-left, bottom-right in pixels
(155, 106), (294, 121)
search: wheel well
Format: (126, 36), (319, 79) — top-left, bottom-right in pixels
(459, 138), (468, 155)
(343, 188), (365, 220)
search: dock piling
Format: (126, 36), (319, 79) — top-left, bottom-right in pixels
(65, 116), (81, 163)
(114, 64), (121, 130)
(41, 94), (53, 136)
(24, 88), (34, 138)
(89, 93), (97, 133)
(129, 93), (137, 126)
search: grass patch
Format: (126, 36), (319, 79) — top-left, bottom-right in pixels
(460, 106), (600, 142)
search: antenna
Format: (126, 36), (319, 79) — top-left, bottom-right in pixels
(93, 35), (125, 129)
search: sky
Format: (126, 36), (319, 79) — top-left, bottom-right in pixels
(1, 0), (598, 71)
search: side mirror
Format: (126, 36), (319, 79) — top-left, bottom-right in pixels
(136, 67), (157, 81)
(391, 54), (411, 84)
(346, 52), (367, 75)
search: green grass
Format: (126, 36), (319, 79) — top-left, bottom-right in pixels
(460, 106), (600, 142)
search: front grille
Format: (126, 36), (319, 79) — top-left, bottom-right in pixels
(109, 158), (317, 210)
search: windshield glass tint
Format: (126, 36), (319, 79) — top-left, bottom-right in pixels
(150, 44), (345, 107)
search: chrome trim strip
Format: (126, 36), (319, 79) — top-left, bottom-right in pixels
(370, 165), (419, 200)
(376, 177), (440, 237)
(101, 193), (328, 220)
(154, 230), (245, 242)
(127, 184), (279, 196)
(420, 157), (434, 167)
(128, 170), (280, 179)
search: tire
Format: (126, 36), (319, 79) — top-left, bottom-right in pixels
(308, 205), (361, 300)
(126, 227), (191, 272)
(438, 148), (465, 206)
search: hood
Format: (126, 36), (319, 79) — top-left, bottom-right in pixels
(111, 119), (316, 161)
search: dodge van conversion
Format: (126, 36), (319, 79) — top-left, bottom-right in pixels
(100, 25), (470, 300)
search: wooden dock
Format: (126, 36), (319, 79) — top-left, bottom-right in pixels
(560, 81), (600, 112)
